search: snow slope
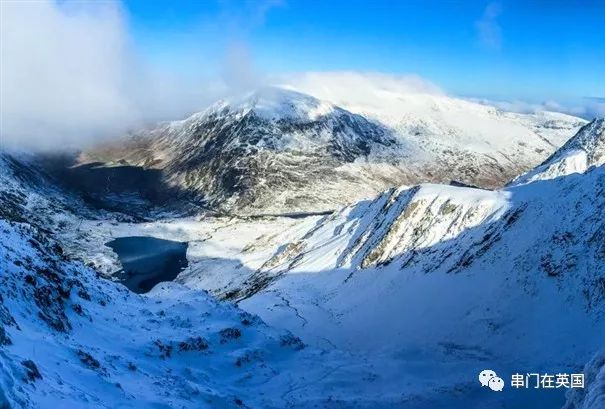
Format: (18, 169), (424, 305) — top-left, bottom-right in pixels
(0, 152), (428, 409)
(512, 118), (605, 186)
(69, 119), (600, 406)
(154, 121), (605, 406)
(236, 163), (605, 359)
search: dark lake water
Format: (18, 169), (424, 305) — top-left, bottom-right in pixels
(106, 236), (188, 294)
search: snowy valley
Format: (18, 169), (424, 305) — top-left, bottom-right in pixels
(1, 84), (604, 409)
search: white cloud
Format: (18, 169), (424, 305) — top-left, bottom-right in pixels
(470, 97), (605, 120)
(1, 0), (598, 152)
(554, 98), (605, 120)
(281, 71), (443, 96)
(0, 0), (223, 150)
(277, 71), (443, 109)
(221, 42), (266, 95)
(475, 2), (502, 50)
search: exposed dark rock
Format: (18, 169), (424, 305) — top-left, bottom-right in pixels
(0, 327), (11, 346)
(153, 340), (173, 359)
(279, 333), (305, 350)
(77, 350), (101, 370)
(219, 328), (242, 344)
(21, 360), (42, 382)
(178, 336), (209, 352)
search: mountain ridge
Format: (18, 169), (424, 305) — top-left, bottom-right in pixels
(512, 118), (605, 186)
(76, 85), (585, 215)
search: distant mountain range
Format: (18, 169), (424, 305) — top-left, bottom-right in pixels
(78, 86), (585, 214)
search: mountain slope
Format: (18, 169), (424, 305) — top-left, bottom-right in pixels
(75, 118), (599, 406)
(512, 118), (605, 186)
(80, 86), (584, 214)
(3, 120), (604, 408)
(565, 349), (605, 409)
(0, 151), (98, 224)
(0, 152), (417, 409)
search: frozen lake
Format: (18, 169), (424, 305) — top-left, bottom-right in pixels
(106, 236), (188, 293)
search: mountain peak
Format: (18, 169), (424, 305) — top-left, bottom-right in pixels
(207, 87), (336, 122)
(511, 118), (605, 186)
(562, 117), (605, 153)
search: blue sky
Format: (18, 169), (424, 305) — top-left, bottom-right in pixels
(2, 0), (603, 146)
(122, 0), (605, 101)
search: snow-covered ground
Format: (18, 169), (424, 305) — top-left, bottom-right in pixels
(2, 219), (419, 408)
(0, 152), (479, 408)
(2, 111), (605, 408)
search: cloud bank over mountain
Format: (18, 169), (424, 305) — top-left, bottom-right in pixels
(0, 0), (225, 149)
(1, 1), (601, 150)
(278, 71), (444, 102)
(471, 97), (605, 120)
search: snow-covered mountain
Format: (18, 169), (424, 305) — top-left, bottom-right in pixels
(512, 118), (605, 186)
(0, 151), (418, 408)
(50, 118), (605, 407)
(163, 119), (605, 406)
(2, 109), (603, 407)
(79, 85), (585, 214)
(1, 218), (396, 408)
